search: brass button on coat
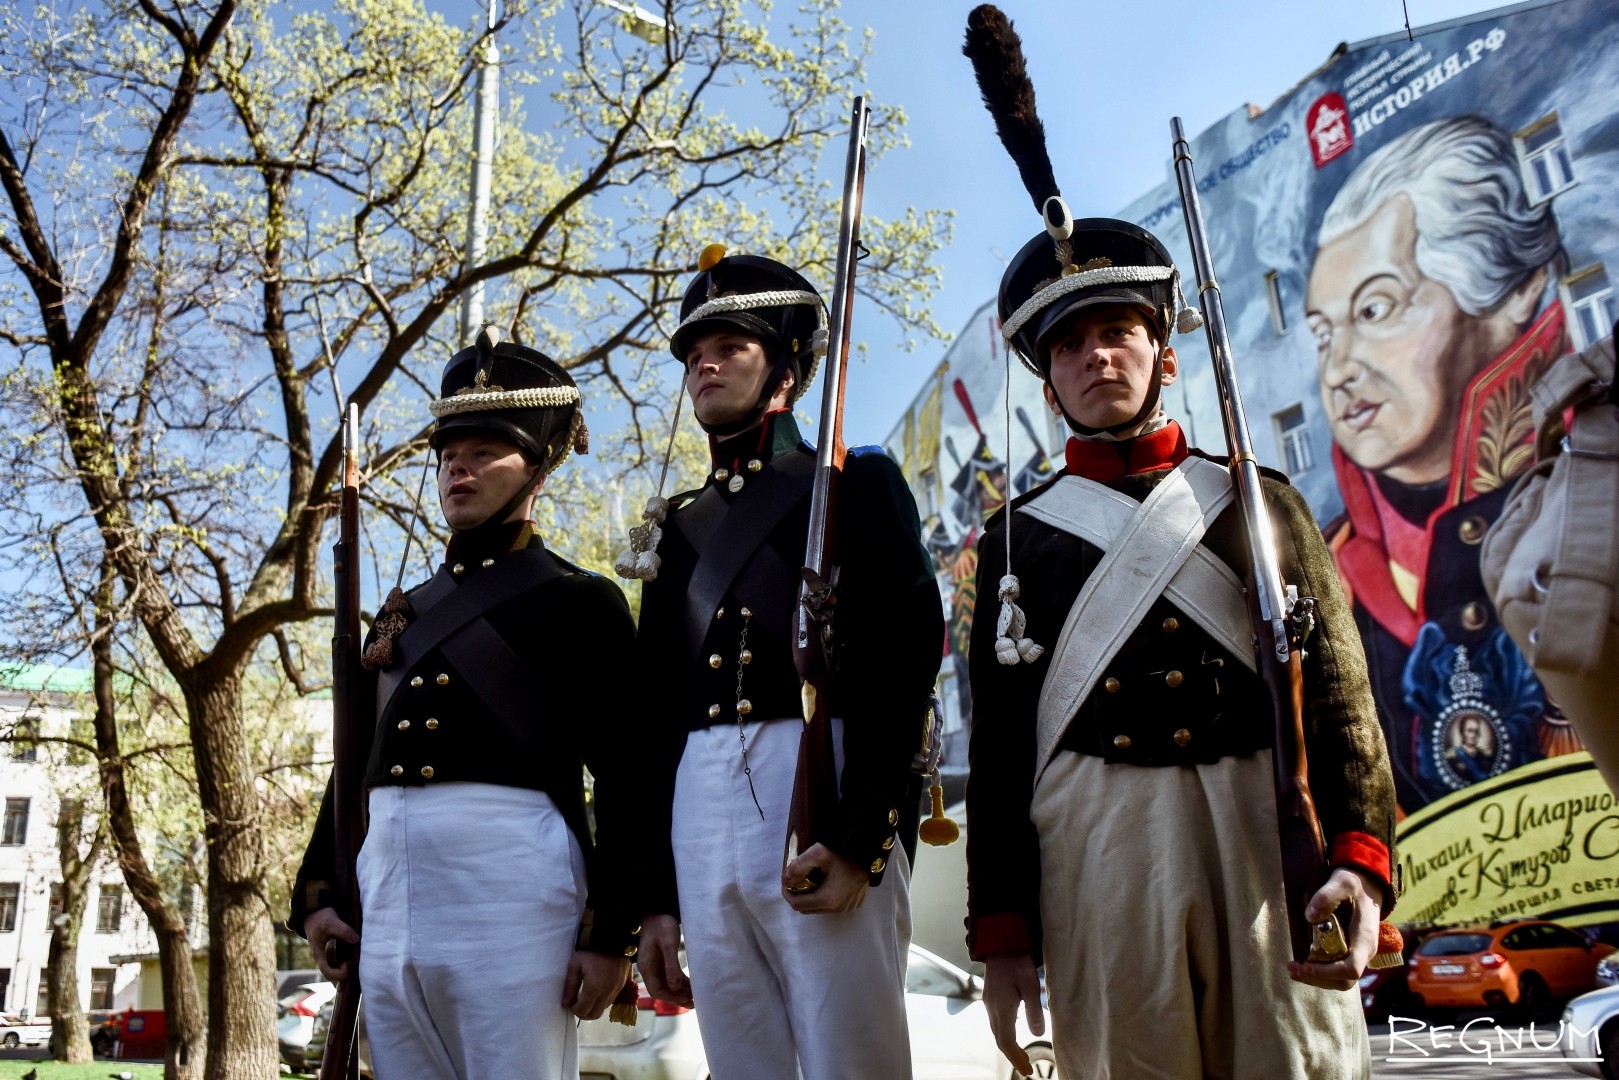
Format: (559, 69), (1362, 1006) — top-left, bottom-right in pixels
(740, 606), (753, 618)
(425, 718), (439, 730)
(869, 857), (886, 873)
(481, 557), (495, 568)
(623, 945), (638, 957)
(436, 673), (450, 686)
(737, 699), (753, 716)
(887, 809), (899, 826)
(881, 835), (895, 851)
(1174, 728), (1192, 747)
(746, 458), (763, 473)
(740, 649), (753, 665)
(1461, 602), (1489, 631)
(452, 562), (465, 575)
(1104, 677), (1121, 693)
(410, 676), (424, 688)
(1459, 516), (1487, 545)
(708, 704), (722, 719)
(1113, 734), (1132, 750)
(389, 764), (404, 777)
(420, 765), (435, 779)
(1162, 617), (1180, 633)
(1165, 670), (1184, 688)
(714, 467), (730, 482)
(709, 653), (723, 669)
(397, 719), (411, 731)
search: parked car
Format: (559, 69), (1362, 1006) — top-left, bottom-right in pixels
(577, 943), (1056, 1079)
(1561, 983), (1619, 1079)
(87, 1009), (119, 1057)
(305, 945), (1055, 1080)
(277, 968), (322, 999)
(1359, 928), (1435, 1021)
(1597, 952), (1619, 988)
(1406, 919), (1614, 1020)
(0, 1013), (52, 1048)
(278, 978), (338, 1072)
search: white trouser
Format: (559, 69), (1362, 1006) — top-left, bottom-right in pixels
(358, 783), (586, 1080)
(673, 718), (913, 1080)
(1031, 749), (1370, 1080)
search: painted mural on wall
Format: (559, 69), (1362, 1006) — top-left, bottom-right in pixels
(889, 0), (1619, 922)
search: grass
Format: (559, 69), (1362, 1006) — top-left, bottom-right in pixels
(0, 1063), (164, 1079)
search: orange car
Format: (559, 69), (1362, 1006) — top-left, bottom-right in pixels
(1407, 920), (1615, 1019)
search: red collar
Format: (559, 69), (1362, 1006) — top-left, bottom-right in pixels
(1063, 421), (1189, 482)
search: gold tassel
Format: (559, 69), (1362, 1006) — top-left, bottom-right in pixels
(361, 587), (410, 671)
(608, 977), (639, 1026)
(918, 782), (959, 847)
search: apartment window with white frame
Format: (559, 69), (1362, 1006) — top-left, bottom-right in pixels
(96, 884), (123, 933)
(1, 799), (28, 846)
(1516, 115), (1576, 203)
(1563, 264), (1614, 349)
(0, 885), (19, 933)
(1264, 269), (1287, 336)
(90, 968), (115, 1010)
(1274, 404), (1314, 475)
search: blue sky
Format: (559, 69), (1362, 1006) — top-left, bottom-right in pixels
(452, 0), (1504, 442)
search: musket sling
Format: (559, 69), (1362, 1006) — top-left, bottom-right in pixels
(1030, 458), (1249, 779)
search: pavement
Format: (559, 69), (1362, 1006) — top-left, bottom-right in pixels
(1369, 1019), (1598, 1079)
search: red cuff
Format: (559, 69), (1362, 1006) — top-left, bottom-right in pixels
(1330, 831), (1392, 906)
(969, 913), (1032, 961)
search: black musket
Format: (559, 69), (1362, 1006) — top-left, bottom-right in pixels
(1170, 118), (1336, 965)
(784, 96), (871, 889)
(320, 404), (363, 1080)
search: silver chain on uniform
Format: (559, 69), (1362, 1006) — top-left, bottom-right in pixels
(734, 610), (765, 819)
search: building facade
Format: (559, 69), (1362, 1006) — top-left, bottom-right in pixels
(0, 667), (156, 1016)
(886, 0), (1619, 930)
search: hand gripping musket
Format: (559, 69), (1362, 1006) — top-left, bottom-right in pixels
(784, 97), (871, 892)
(319, 404), (364, 1080)
(1169, 118), (1344, 966)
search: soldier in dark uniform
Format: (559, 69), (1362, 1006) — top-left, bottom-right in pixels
(290, 330), (641, 1080)
(623, 249), (943, 1079)
(960, 9), (1398, 1079)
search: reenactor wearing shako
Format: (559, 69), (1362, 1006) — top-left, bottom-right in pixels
(959, 9), (1399, 1080)
(291, 329), (641, 1080)
(620, 249), (944, 1079)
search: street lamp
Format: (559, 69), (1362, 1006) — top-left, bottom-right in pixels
(597, 0), (668, 45)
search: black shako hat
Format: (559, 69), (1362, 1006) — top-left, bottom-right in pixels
(429, 326), (588, 475)
(670, 246), (828, 435)
(962, 5), (1202, 401)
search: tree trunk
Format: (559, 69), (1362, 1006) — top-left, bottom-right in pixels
(183, 668), (278, 1080)
(47, 800), (97, 1063)
(91, 590), (207, 1080)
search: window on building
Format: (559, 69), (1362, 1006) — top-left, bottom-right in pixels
(1516, 115), (1576, 203)
(89, 968), (115, 1011)
(1264, 269), (1287, 336)
(10, 714), (38, 763)
(95, 884), (122, 934)
(34, 979), (48, 1019)
(1273, 404), (1314, 475)
(0, 884), (19, 933)
(0, 969), (10, 1011)
(1, 799), (28, 846)
(1564, 264), (1615, 349)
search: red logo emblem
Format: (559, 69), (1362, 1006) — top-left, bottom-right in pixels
(1307, 92), (1354, 168)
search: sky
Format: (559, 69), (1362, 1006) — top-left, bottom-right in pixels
(431, 0), (1513, 447)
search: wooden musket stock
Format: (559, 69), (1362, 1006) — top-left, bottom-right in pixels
(319, 405), (363, 1080)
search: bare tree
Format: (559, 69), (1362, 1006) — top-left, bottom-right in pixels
(0, 1), (948, 1074)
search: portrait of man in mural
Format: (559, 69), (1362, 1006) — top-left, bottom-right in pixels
(1305, 114), (1583, 812)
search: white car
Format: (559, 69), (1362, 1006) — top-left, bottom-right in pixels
(578, 943), (1057, 1079)
(0, 1012), (51, 1048)
(1562, 983), (1619, 1079)
(278, 978), (339, 1071)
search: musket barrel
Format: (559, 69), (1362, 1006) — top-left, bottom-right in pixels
(1170, 118), (1291, 661)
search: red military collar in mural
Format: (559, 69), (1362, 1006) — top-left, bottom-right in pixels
(1329, 302), (1568, 647)
(1063, 420), (1190, 482)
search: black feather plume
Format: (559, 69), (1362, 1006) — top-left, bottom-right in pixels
(962, 5), (1060, 213)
